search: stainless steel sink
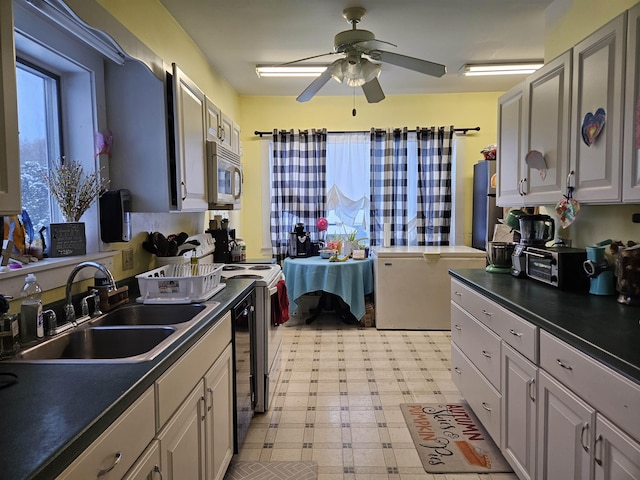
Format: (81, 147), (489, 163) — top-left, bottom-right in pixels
(88, 303), (207, 327)
(7, 301), (220, 363)
(14, 327), (176, 361)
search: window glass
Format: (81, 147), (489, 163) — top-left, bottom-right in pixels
(16, 60), (62, 233)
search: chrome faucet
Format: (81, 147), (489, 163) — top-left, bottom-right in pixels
(65, 262), (116, 325)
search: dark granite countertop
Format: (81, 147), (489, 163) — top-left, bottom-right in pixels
(0, 279), (254, 480)
(450, 269), (640, 384)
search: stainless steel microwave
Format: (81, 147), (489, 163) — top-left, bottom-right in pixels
(207, 141), (242, 210)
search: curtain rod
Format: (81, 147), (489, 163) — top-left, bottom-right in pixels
(254, 127), (480, 137)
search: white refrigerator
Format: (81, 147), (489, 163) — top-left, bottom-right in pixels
(371, 246), (486, 330)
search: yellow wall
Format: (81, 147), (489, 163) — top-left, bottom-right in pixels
(545, 0), (637, 60)
(238, 92), (502, 258)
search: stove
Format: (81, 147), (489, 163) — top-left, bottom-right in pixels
(220, 263), (283, 412)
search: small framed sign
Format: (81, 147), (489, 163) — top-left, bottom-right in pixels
(49, 222), (86, 257)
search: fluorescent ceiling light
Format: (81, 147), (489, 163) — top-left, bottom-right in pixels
(256, 65), (328, 78)
(462, 62), (543, 76)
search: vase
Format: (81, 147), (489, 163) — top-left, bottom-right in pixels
(48, 222), (86, 257)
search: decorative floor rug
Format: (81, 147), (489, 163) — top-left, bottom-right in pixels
(400, 403), (513, 474)
(224, 461), (318, 480)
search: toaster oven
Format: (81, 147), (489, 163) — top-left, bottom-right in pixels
(524, 246), (589, 290)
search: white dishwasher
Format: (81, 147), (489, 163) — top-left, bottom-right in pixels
(372, 246), (486, 330)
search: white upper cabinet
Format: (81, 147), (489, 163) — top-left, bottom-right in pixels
(497, 82), (526, 206)
(205, 98), (240, 156)
(522, 51), (572, 205)
(0, 1), (21, 215)
(172, 64), (209, 212)
(570, 13), (626, 203)
(623, 3), (640, 201)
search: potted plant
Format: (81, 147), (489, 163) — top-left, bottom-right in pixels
(342, 225), (365, 257)
(41, 158), (107, 257)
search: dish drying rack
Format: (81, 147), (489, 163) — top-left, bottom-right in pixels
(136, 263), (224, 304)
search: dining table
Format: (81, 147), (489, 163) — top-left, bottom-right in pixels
(283, 256), (374, 324)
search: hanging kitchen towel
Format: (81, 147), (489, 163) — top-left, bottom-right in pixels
(272, 279), (290, 326)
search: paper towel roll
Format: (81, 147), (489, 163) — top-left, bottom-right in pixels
(383, 223), (391, 247)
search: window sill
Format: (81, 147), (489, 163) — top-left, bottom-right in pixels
(0, 251), (117, 296)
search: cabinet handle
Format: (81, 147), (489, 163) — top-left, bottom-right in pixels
(153, 464), (164, 480)
(521, 178), (527, 195)
(181, 181), (187, 201)
(454, 367), (462, 374)
(567, 170), (575, 189)
(580, 423), (590, 453)
(528, 378), (536, 402)
(594, 434), (603, 466)
(454, 291), (462, 297)
(481, 350), (491, 358)
(509, 329), (522, 337)
(556, 359), (573, 370)
(200, 396), (206, 421)
(518, 179), (524, 195)
(454, 324), (462, 331)
(97, 451), (122, 477)
(207, 386), (214, 412)
(481, 402), (492, 412)
(481, 309), (492, 317)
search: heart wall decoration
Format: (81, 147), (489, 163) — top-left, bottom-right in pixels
(581, 108), (606, 147)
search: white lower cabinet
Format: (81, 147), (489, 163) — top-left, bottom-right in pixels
(57, 387), (156, 480)
(122, 440), (162, 480)
(157, 381), (206, 480)
(450, 278), (640, 480)
(595, 414), (640, 480)
(204, 344), (234, 480)
(502, 343), (537, 480)
(537, 370), (594, 480)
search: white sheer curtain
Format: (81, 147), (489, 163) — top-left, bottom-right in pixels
(325, 133), (370, 234)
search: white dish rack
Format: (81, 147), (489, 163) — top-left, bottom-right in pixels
(136, 263), (225, 304)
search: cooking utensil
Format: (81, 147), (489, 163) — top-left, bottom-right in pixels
(152, 231), (169, 257)
(175, 232), (189, 246)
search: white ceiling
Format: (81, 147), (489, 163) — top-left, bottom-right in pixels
(158, 0), (554, 99)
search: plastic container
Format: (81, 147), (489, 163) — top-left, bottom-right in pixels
(20, 274), (43, 341)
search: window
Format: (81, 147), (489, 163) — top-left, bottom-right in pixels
(16, 60), (62, 233)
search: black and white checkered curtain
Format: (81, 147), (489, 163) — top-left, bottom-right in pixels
(270, 129), (327, 261)
(369, 128), (409, 247)
(417, 126), (454, 246)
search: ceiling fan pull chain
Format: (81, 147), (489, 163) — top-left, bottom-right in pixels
(352, 87), (357, 116)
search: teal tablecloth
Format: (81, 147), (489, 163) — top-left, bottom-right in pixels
(283, 256), (374, 320)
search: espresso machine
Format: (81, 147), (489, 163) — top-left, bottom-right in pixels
(288, 223), (313, 257)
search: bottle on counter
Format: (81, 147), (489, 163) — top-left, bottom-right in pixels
(19, 274), (43, 342)
(0, 294), (19, 357)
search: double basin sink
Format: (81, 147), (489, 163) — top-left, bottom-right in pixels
(8, 302), (220, 363)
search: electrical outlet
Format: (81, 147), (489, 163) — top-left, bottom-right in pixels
(122, 249), (134, 270)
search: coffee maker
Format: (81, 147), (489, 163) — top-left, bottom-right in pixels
(288, 223), (313, 257)
(207, 227), (236, 263)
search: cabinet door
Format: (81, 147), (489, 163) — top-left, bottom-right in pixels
(570, 13), (625, 203)
(623, 3), (640, 201)
(204, 343), (234, 480)
(219, 113), (233, 152)
(231, 122), (241, 156)
(497, 82), (526, 206)
(537, 370), (594, 480)
(172, 64), (208, 211)
(0, 0), (21, 215)
(523, 51), (572, 205)
(158, 381), (206, 480)
(502, 343), (537, 480)
(205, 97), (222, 143)
(122, 440), (162, 480)
(594, 415), (640, 480)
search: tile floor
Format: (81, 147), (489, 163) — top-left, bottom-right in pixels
(234, 313), (519, 480)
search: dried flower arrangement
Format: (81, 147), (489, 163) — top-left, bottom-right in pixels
(41, 158), (108, 223)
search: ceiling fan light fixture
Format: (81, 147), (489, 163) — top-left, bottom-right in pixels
(255, 65), (328, 78)
(462, 62), (543, 76)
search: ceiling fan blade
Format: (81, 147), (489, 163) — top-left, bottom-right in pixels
(279, 52), (337, 66)
(296, 68), (333, 102)
(369, 50), (446, 77)
(362, 77), (385, 103)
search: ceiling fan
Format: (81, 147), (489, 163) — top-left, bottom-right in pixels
(289, 7), (447, 104)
